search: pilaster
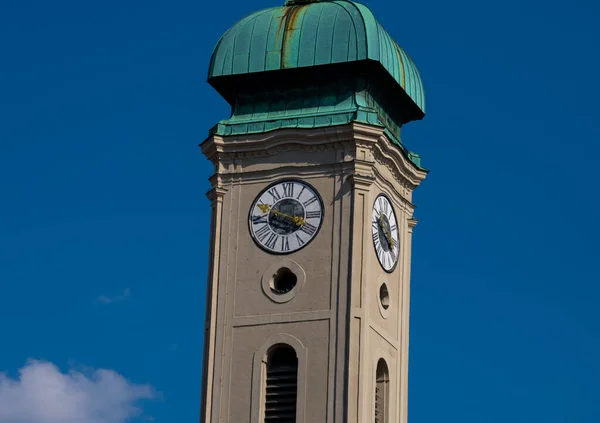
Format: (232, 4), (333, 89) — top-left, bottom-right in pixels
(200, 186), (227, 423)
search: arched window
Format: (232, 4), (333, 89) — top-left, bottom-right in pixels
(374, 358), (389, 423)
(264, 344), (298, 422)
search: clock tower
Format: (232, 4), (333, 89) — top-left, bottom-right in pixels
(199, 1), (428, 422)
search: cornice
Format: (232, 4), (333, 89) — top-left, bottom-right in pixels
(200, 126), (356, 163)
(347, 173), (376, 189)
(349, 122), (384, 146)
(372, 132), (427, 190)
(206, 186), (228, 204)
(201, 124), (427, 197)
(407, 218), (419, 233)
(371, 176), (415, 213)
(212, 162), (356, 185)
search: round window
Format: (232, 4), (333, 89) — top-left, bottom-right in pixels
(379, 283), (390, 310)
(270, 267), (298, 294)
(261, 259), (306, 304)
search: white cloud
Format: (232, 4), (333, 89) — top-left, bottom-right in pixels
(97, 288), (131, 305)
(0, 360), (156, 423)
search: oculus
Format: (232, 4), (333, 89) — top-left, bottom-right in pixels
(249, 180), (323, 254)
(372, 194), (400, 272)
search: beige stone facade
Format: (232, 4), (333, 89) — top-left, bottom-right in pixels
(200, 122), (426, 423)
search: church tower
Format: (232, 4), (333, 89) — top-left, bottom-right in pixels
(200, 1), (428, 422)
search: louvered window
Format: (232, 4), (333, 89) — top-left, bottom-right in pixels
(264, 345), (298, 422)
(374, 359), (389, 423)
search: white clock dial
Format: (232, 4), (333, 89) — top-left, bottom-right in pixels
(372, 194), (400, 272)
(249, 180), (324, 254)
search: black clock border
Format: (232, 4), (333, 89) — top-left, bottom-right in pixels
(372, 192), (400, 273)
(248, 178), (325, 256)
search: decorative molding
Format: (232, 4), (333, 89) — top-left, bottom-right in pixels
(372, 135), (427, 190)
(371, 175), (415, 212)
(348, 173), (376, 189)
(233, 310), (331, 327)
(368, 323), (400, 350)
(205, 187), (227, 205)
(350, 122), (385, 144)
(260, 259), (307, 304)
(201, 125), (356, 161)
(201, 123), (428, 200)
(407, 218), (419, 232)
(213, 162), (356, 186)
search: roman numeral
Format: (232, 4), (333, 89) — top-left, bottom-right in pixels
(373, 232), (379, 243)
(303, 196), (318, 207)
(305, 211), (320, 219)
(255, 224), (270, 241)
(376, 243), (383, 258)
(296, 186), (306, 200)
(372, 221), (379, 231)
(390, 224), (397, 232)
(300, 222), (317, 236)
(265, 233), (278, 249)
(382, 253), (389, 268)
(281, 237), (290, 252)
(295, 233), (305, 247)
(282, 182), (294, 198)
(252, 215), (267, 224)
(268, 187), (281, 201)
(382, 199), (389, 214)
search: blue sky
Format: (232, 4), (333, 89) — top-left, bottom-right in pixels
(1, 0), (599, 422)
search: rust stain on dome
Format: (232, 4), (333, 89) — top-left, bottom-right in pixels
(208, 0), (426, 114)
(279, 5), (306, 68)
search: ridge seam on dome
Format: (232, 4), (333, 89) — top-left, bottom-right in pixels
(350, 1), (377, 60)
(262, 8), (277, 71)
(209, 8), (274, 76)
(332, 1), (363, 60)
(328, 7), (341, 64)
(392, 32), (406, 89)
(246, 15), (260, 74)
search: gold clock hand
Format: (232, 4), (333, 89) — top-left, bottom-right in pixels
(376, 212), (395, 248)
(382, 227), (394, 249)
(383, 224), (395, 249)
(256, 204), (306, 226)
(257, 203), (271, 214)
(272, 210), (306, 226)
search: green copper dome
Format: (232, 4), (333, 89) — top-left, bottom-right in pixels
(208, 0), (425, 113)
(206, 0), (427, 169)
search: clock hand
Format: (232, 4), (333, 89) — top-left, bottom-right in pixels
(256, 204), (306, 226)
(273, 210), (306, 226)
(383, 227), (395, 249)
(257, 203), (271, 214)
(376, 212), (395, 249)
(381, 226), (394, 249)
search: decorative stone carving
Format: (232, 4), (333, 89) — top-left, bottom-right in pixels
(200, 123), (427, 203)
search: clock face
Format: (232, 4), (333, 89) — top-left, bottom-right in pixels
(249, 180), (324, 254)
(372, 194), (400, 272)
